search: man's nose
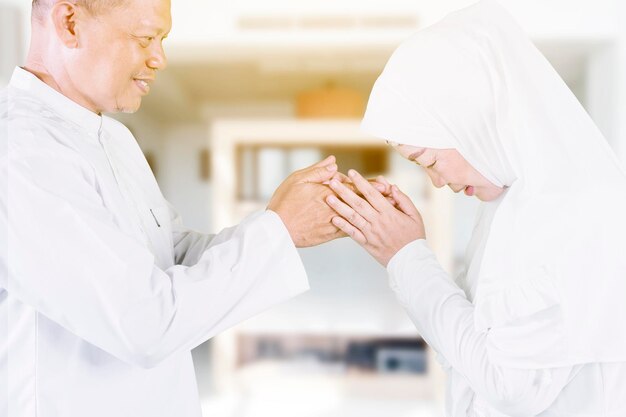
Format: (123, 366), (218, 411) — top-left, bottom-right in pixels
(147, 43), (168, 71)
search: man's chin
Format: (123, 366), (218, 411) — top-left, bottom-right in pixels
(114, 103), (141, 114)
(109, 97), (143, 114)
(119, 107), (139, 114)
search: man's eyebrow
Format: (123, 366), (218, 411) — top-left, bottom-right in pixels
(135, 22), (170, 35)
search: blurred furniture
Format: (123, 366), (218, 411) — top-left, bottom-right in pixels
(208, 118), (453, 416)
(296, 84), (365, 118)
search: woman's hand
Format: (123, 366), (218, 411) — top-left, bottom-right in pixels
(326, 169), (426, 266)
(329, 172), (399, 207)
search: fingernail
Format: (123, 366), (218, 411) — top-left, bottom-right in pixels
(327, 164), (338, 171)
(348, 169), (356, 177)
(330, 179), (340, 187)
(327, 195), (338, 204)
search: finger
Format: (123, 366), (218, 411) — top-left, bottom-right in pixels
(326, 173), (386, 195)
(326, 194), (370, 232)
(324, 171), (350, 185)
(377, 175), (393, 195)
(296, 162), (338, 184)
(331, 216), (367, 245)
(333, 171), (350, 182)
(391, 185), (420, 218)
(369, 180), (387, 193)
(312, 155), (336, 168)
(328, 178), (378, 221)
(329, 177), (377, 197)
(342, 182), (359, 195)
(348, 169), (392, 213)
(328, 225), (348, 240)
(385, 196), (398, 206)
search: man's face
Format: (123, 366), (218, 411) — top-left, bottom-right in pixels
(67, 0), (171, 114)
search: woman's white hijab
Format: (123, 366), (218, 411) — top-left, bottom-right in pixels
(363, 0), (626, 369)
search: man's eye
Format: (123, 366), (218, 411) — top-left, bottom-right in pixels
(139, 37), (154, 47)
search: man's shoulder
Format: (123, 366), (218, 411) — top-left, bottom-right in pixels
(4, 86), (83, 141)
(2, 85), (63, 131)
(2, 87), (91, 164)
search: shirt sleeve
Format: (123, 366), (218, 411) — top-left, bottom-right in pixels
(1, 135), (309, 369)
(386, 239), (580, 417)
(165, 201), (217, 267)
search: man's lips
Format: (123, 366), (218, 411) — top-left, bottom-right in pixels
(134, 78), (154, 93)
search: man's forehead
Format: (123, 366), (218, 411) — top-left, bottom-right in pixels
(123, 0), (172, 28)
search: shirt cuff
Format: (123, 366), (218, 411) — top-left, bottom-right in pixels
(385, 238), (443, 308)
(386, 239), (432, 276)
(261, 209), (310, 294)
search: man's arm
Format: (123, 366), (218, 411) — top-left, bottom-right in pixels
(170, 155), (344, 265)
(1, 134), (325, 369)
(166, 202), (217, 267)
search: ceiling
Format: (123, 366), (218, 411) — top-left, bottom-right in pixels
(138, 39), (608, 125)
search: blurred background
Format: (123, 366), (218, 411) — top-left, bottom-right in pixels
(2, 0), (626, 416)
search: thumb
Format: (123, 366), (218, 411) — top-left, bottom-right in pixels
(298, 161), (338, 183)
(391, 185), (420, 218)
(312, 155), (336, 168)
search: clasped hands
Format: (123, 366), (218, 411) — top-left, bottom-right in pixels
(267, 155), (425, 266)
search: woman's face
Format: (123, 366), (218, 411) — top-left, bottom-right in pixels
(389, 142), (505, 201)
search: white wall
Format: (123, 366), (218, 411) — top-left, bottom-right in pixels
(157, 124), (214, 233)
(0, 3), (26, 86)
(168, 0), (623, 45)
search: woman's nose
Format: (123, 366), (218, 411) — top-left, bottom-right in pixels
(429, 172), (446, 188)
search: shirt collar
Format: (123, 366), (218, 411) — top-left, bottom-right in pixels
(9, 66), (103, 135)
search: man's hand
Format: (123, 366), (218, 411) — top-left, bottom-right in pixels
(267, 156), (346, 248)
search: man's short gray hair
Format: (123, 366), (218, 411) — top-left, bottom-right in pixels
(32, 0), (126, 21)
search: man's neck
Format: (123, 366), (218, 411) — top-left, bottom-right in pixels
(22, 62), (61, 93)
(23, 54), (102, 116)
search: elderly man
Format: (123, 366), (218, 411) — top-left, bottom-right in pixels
(0, 0), (344, 416)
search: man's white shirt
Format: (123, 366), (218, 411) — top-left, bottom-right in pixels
(0, 67), (309, 417)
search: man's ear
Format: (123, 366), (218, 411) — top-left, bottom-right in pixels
(50, 1), (79, 48)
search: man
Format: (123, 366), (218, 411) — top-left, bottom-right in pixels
(0, 0), (344, 415)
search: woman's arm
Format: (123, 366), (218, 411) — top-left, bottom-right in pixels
(389, 240), (580, 416)
(326, 170), (579, 416)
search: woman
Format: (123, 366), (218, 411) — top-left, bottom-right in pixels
(326, 1), (626, 416)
